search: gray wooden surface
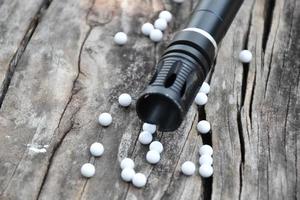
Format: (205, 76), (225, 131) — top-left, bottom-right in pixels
(0, 0), (299, 199)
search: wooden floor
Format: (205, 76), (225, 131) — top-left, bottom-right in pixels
(0, 0), (299, 199)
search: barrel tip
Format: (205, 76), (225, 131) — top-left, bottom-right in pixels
(136, 91), (183, 132)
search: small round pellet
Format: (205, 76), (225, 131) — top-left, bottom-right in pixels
(199, 154), (213, 165)
(181, 161), (195, 176)
(98, 112), (112, 126)
(199, 82), (210, 94)
(146, 150), (161, 164)
(141, 23), (154, 36)
(154, 18), (168, 31)
(138, 131), (153, 145)
(197, 120), (211, 134)
(149, 141), (163, 153)
(120, 158), (135, 169)
(121, 168), (135, 182)
(150, 29), (163, 42)
(90, 142), (104, 157)
(132, 173), (147, 188)
(194, 92), (208, 105)
(142, 123), (156, 134)
(239, 50), (252, 63)
(80, 163), (95, 178)
(199, 164), (213, 178)
(118, 93), (132, 107)
(114, 32), (128, 45)
(159, 10), (172, 22)
(199, 145), (213, 156)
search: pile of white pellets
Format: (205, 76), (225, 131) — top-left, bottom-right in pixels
(114, 10), (172, 45)
(80, 83), (214, 187)
(81, 0), (254, 188)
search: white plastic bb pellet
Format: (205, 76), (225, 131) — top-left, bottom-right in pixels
(154, 18), (168, 31)
(132, 173), (147, 188)
(90, 142), (104, 157)
(195, 92), (208, 105)
(199, 145), (213, 156)
(121, 168), (135, 182)
(98, 113), (112, 126)
(181, 161), (195, 176)
(80, 163), (95, 178)
(114, 32), (128, 45)
(149, 141), (163, 153)
(146, 150), (161, 164)
(199, 164), (213, 178)
(138, 131), (153, 145)
(159, 10), (172, 22)
(118, 93), (132, 107)
(197, 120), (211, 134)
(199, 82), (210, 94)
(239, 50), (252, 63)
(141, 23), (154, 36)
(150, 29), (163, 42)
(199, 154), (213, 165)
(120, 158), (135, 169)
(142, 123), (156, 134)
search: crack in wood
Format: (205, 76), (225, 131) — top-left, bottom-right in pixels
(263, 17), (280, 99)
(230, 1), (257, 199)
(198, 106), (212, 147)
(124, 132), (164, 199)
(249, 70), (256, 124)
(160, 113), (198, 199)
(287, 1), (298, 198)
(0, 149), (27, 196)
(240, 59), (249, 108)
(246, 1), (256, 123)
(36, 30), (91, 200)
(123, 37), (161, 200)
(0, 0), (53, 108)
(238, 162), (243, 200)
(36, 1), (97, 197)
(263, 0), (285, 100)
(0, 0), (54, 197)
(237, 1), (286, 198)
(36, 121), (75, 200)
(237, 111), (245, 164)
(262, 0), (276, 52)
(36, 99), (82, 199)
(78, 177), (89, 200)
(236, 109), (245, 200)
(198, 103), (213, 200)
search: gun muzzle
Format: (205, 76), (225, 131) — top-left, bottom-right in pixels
(136, 0), (243, 131)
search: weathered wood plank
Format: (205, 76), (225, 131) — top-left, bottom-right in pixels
(0, 0), (299, 199)
(0, 0), (49, 103)
(38, 0), (156, 198)
(207, 0), (300, 199)
(240, 0), (300, 199)
(0, 0), (92, 199)
(205, 0), (255, 199)
(37, 0), (203, 199)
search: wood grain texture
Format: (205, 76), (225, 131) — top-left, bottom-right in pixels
(0, 0), (299, 199)
(0, 0), (49, 103)
(207, 0), (300, 200)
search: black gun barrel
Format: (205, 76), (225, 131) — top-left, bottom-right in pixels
(136, 0), (244, 131)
